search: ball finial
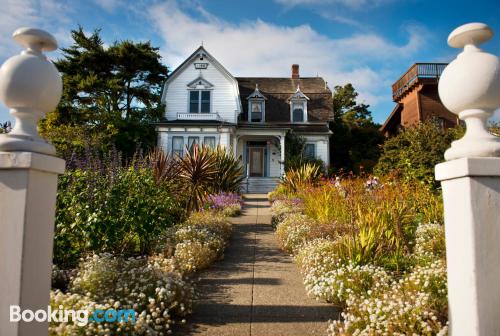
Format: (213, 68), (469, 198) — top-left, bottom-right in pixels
(438, 22), (500, 160)
(0, 28), (62, 155)
(13, 27), (58, 53)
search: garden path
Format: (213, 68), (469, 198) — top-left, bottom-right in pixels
(180, 194), (340, 336)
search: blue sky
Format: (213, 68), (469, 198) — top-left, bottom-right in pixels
(0, 0), (499, 124)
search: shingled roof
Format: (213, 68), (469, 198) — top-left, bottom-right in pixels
(236, 77), (334, 123)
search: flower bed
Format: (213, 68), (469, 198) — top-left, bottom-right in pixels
(270, 173), (448, 335)
(205, 192), (244, 217)
(50, 206), (237, 335)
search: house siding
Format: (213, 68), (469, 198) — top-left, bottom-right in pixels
(164, 58), (239, 123)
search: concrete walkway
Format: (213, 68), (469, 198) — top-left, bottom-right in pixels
(180, 194), (340, 336)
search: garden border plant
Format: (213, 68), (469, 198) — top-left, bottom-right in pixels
(269, 166), (448, 335)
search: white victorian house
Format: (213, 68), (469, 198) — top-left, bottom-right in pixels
(156, 46), (333, 192)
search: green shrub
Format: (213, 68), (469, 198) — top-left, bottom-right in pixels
(375, 121), (464, 187)
(54, 167), (182, 268)
(210, 146), (245, 193)
(281, 163), (322, 193)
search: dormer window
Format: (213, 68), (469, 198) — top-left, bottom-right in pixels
(289, 85), (309, 122)
(247, 84), (267, 123)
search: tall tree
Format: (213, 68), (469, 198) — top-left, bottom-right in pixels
(329, 84), (384, 173)
(40, 27), (168, 158)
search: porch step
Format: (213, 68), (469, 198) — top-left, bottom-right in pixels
(242, 177), (280, 194)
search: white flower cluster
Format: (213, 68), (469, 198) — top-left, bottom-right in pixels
(328, 260), (448, 335)
(304, 262), (391, 305)
(50, 253), (194, 335)
(275, 213), (316, 254)
(183, 211), (232, 240)
(50, 209), (235, 335)
(270, 199), (303, 227)
(415, 223), (446, 259)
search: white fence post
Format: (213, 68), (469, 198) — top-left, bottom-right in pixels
(0, 28), (65, 335)
(435, 23), (500, 335)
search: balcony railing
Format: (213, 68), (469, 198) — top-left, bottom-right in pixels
(392, 63), (448, 100)
(177, 113), (219, 120)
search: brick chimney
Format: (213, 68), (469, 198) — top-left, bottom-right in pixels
(291, 64), (299, 79)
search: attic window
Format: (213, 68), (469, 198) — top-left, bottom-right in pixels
(289, 85), (309, 123)
(251, 101), (264, 122)
(247, 84), (267, 123)
(292, 102), (305, 122)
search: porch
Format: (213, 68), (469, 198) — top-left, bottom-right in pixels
(233, 128), (287, 194)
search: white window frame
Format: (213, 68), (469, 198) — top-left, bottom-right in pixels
(248, 99), (265, 123)
(290, 100), (308, 122)
(188, 90), (211, 113)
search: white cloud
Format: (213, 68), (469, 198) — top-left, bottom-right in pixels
(275, 0), (395, 10)
(148, 0), (426, 109)
(0, 0), (72, 59)
(92, 0), (121, 12)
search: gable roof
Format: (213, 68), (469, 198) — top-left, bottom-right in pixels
(161, 46), (242, 112)
(237, 77), (333, 122)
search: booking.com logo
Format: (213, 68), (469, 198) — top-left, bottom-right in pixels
(10, 305), (136, 326)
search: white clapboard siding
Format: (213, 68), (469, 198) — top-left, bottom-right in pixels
(163, 54), (240, 123)
(303, 135), (330, 166)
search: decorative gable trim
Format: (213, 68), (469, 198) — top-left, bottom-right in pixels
(246, 84), (267, 100)
(289, 85), (309, 122)
(187, 75), (214, 89)
(288, 85), (310, 101)
(161, 46), (242, 115)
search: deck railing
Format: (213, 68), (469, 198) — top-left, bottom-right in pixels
(392, 63), (448, 100)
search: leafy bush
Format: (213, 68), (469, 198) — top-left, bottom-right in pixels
(284, 130), (325, 171)
(177, 145), (218, 214)
(54, 163), (182, 268)
(177, 145), (244, 214)
(50, 254), (194, 335)
(281, 163), (322, 193)
(209, 146), (245, 193)
(375, 121), (464, 187)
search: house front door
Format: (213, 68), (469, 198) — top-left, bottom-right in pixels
(249, 147), (264, 177)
